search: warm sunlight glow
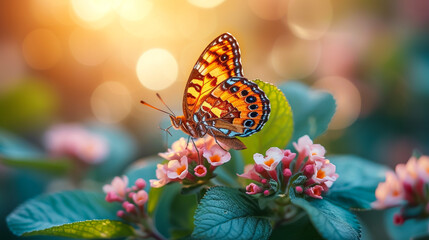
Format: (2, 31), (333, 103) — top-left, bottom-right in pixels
(116, 0), (153, 21)
(248, 0), (289, 21)
(136, 48), (178, 91)
(286, 0), (333, 40)
(69, 28), (111, 66)
(187, 0), (226, 9)
(71, 0), (116, 23)
(313, 76), (361, 130)
(22, 29), (62, 70)
(91, 81), (132, 123)
(269, 35), (321, 79)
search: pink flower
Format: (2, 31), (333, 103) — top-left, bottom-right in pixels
(372, 171), (404, 209)
(167, 156), (189, 179)
(150, 164), (170, 188)
(45, 124), (108, 164)
(396, 157), (418, 186)
(293, 135), (313, 156)
(203, 145), (231, 166)
(417, 156), (429, 182)
(282, 149), (296, 168)
(103, 176), (129, 199)
(312, 159), (339, 187)
(133, 190), (148, 206)
(194, 165), (207, 177)
(309, 144), (326, 159)
(238, 165), (263, 182)
(246, 183), (263, 195)
(122, 201), (136, 213)
(253, 147), (283, 171)
(159, 137), (189, 160)
(305, 185), (324, 199)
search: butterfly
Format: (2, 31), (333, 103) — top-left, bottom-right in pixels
(141, 33), (270, 150)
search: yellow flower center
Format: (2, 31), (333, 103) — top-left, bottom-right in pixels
(392, 189), (400, 197)
(196, 167), (205, 175)
(317, 169), (326, 179)
(312, 152), (317, 156)
(210, 155), (221, 163)
(176, 165), (186, 175)
(264, 158), (274, 167)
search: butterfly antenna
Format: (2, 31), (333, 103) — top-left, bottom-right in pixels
(140, 100), (173, 116)
(156, 93), (176, 117)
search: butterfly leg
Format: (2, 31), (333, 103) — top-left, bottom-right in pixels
(190, 137), (203, 165)
(206, 127), (229, 152)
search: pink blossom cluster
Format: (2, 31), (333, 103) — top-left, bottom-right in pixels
(239, 135), (339, 199)
(103, 176), (149, 221)
(372, 155), (429, 225)
(150, 136), (231, 188)
(44, 124), (108, 164)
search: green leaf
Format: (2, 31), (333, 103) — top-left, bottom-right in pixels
(7, 191), (122, 237)
(239, 80), (293, 164)
(326, 155), (389, 209)
(193, 186), (272, 240)
(279, 81), (336, 146)
(149, 183), (182, 238)
(291, 198), (361, 240)
(0, 157), (71, 175)
(24, 220), (134, 239)
(270, 213), (322, 240)
(0, 130), (42, 158)
(170, 192), (198, 239)
(385, 208), (429, 240)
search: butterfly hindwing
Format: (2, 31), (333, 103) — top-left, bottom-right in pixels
(193, 77), (270, 138)
(183, 33), (243, 118)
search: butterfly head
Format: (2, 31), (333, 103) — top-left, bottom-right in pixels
(170, 115), (186, 130)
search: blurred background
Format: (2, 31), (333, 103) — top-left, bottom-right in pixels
(1, 0), (429, 239)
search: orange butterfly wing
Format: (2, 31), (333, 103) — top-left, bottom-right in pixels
(183, 33), (243, 118)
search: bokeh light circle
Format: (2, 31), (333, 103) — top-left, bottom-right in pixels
(136, 48), (178, 91)
(187, 0), (225, 8)
(91, 81), (132, 123)
(22, 29), (62, 70)
(248, 0), (289, 21)
(116, 0), (153, 21)
(313, 76), (361, 130)
(71, 0), (114, 22)
(286, 0), (333, 40)
(69, 28), (111, 66)
(269, 35), (321, 79)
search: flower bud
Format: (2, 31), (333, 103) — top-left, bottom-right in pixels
(245, 183), (262, 195)
(303, 164), (315, 178)
(295, 186), (303, 194)
(117, 210), (125, 218)
(261, 179), (268, 184)
(135, 178), (146, 189)
(263, 190), (270, 196)
(122, 201), (136, 213)
(393, 213), (404, 225)
(283, 168), (292, 178)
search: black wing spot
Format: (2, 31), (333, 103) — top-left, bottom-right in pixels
(249, 112), (258, 118)
(249, 104), (258, 110)
(244, 119), (255, 127)
(230, 86), (239, 93)
(240, 90), (249, 97)
(220, 53), (228, 62)
(245, 96), (257, 103)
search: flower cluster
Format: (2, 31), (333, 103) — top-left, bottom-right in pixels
(103, 176), (148, 221)
(150, 136), (231, 188)
(239, 135), (339, 199)
(372, 155), (429, 225)
(44, 124), (108, 164)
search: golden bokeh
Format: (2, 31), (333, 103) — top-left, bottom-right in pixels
(286, 0), (333, 40)
(187, 0), (226, 9)
(136, 48), (178, 91)
(313, 76), (361, 130)
(90, 81), (132, 123)
(22, 29), (62, 70)
(248, 0), (289, 21)
(269, 34), (321, 80)
(69, 28), (112, 66)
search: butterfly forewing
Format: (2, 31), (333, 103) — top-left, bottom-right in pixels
(183, 33), (243, 118)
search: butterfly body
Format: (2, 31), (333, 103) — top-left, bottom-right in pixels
(146, 33), (271, 150)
